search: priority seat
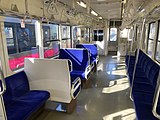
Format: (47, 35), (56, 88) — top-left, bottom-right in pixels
(2, 71), (50, 120)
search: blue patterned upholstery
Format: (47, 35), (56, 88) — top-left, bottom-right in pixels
(126, 50), (160, 120)
(2, 71), (50, 120)
(59, 49), (90, 80)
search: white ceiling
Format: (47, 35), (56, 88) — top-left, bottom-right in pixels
(90, 0), (122, 19)
(59, 0), (122, 20)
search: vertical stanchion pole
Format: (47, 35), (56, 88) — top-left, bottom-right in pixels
(152, 71), (160, 119)
(0, 58), (7, 120)
(130, 18), (146, 100)
(127, 25), (136, 74)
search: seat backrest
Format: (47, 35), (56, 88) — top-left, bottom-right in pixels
(76, 44), (98, 58)
(149, 63), (160, 87)
(137, 50), (147, 66)
(24, 58), (72, 103)
(59, 48), (90, 71)
(3, 71), (29, 106)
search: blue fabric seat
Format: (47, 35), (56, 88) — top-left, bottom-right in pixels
(125, 55), (136, 66)
(2, 71), (50, 120)
(76, 44), (98, 65)
(59, 48), (90, 80)
(134, 101), (159, 120)
(127, 50), (160, 120)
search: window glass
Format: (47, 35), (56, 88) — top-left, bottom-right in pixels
(4, 27), (16, 53)
(128, 28), (134, 41)
(147, 23), (156, 57)
(62, 26), (70, 39)
(4, 21), (39, 71)
(149, 23), (156, 39)
(93, 30), (104, 41)
(85, 28), (90, 42)
(156, 22), (160, 62)
(156, 41), (160, 61)
(120, 28), (129, 38)
(42, 24), (59, 58)
(61, 25), (71, 48)
(98, 30), (104, 41)
(147, 40), (154, 56)
(72, 26), (81, 47)
(110, 28), (117, 41)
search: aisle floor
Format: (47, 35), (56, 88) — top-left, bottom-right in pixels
(36, 55), (136, 120)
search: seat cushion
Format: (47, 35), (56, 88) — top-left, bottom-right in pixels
(134, 101), (159, 120)
(132, 82), (155, 94)
(6, 90), (50, 120)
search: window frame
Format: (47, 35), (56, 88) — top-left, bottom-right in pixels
(42, 23), (60, 58)
(155, 21), (160, 62)
(147, 22), (156, 56)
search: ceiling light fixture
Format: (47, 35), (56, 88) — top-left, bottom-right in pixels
(77, 1), (86, 8)
(91, 10), (98, 16)
(99, 17), (102, 19)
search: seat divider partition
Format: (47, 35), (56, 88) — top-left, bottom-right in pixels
(152, 71), (160, 119)
(130, 18), (146, 100)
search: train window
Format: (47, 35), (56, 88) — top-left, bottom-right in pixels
(85, 28), (90, 42)
(61, 25), (71, 48)
(72, 26), (81, 47)
(110, 28), (117, 41)
(120, 28), (129, 38)
(42, 24), (60, 58)
(4, 27), (16, 53)
(93, 30), (104, 41)
(4, 21), (39, 71)
(156, 23), (160, 62)
(147, 22), (156, 57)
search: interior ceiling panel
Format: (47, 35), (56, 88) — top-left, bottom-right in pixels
(59, 0), (122, 20)
(90, 0), (121, 19)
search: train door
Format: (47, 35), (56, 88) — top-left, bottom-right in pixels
(108, 27), (118, 55)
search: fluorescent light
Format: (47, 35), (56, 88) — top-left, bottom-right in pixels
(77, 1), (86, 8)
(91, 10), (98, 16)
(99, 17), (102, 19)
(141, 9), (145, 13)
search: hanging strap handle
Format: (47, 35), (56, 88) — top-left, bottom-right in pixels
(48, 0), (59, 15)
(23, 0), (32, 23)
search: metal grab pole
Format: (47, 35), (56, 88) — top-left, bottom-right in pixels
(130, 18), (146, 100)
(127, 25), (136, 74)
(152, 71), (160, 119)
(0, 58), (7, 120)
(0, 60), (6, 95)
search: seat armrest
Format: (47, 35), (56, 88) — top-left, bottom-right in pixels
(85, 65), (91, 79)
(71, 77), (81, 99)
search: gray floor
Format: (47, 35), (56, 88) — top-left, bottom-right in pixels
(36, 55), (136, 120)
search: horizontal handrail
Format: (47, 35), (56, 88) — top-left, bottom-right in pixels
(152, 71), (160, 119)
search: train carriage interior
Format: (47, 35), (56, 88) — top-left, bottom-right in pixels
(0, 0), (160, 120)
